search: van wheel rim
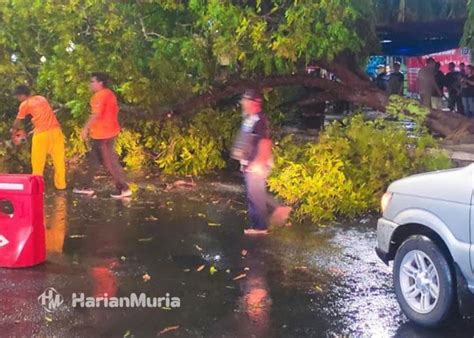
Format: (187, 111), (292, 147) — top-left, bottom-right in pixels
(399, 250), (440, 314)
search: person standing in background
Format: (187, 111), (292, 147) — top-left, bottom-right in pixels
(431, 62), (445, 109)
(461, 65), (474, 117)
(460, 63), (466, 77)
(445, 62), (464, 114)
(417, 58), (442, 108)
(386, 62), (404, 96)
(375, 65), (388, 91)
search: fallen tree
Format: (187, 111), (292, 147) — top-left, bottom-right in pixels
(173, 61), (474, 144)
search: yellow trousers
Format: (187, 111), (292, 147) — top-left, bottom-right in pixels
(32, 127), (66, 189)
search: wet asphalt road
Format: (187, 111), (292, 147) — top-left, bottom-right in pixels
(0, 175), (473, 337)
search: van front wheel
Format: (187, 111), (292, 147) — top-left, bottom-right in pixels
(393, 235), (456, 327)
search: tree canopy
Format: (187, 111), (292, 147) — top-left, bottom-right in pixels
(0, 0), (378, 117)
(0, 0), (473, 142)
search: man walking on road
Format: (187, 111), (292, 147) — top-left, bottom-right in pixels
(12, 85), (66, 190)
(232, 89), (291, 235)
(73, 72), (131, 198)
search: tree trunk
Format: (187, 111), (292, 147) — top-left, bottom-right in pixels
(172, 63), (474, 144)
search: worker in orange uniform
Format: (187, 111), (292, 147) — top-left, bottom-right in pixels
(73, 72), (131, 198)
(12, 85), (66, 190)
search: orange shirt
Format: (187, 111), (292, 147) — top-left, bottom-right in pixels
(89, 88), (121, 140)
(16, 96), (60, 134)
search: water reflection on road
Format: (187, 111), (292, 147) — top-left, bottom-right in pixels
(0, 177), (472, 337)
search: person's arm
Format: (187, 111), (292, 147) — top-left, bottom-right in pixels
(81, 93), (103, 140)
(11, 119), (23, 139)
(465, 78), (474, 86)
(12, 101), (28, 136)
(12, 118), (22, 130)
(253, 138), (272, 164)
(81, 113), (99, 140)
(248, 116), (272, 175)
(248, 138), (272, 176)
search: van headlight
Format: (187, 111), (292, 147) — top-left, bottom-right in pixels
(381, 192), (393, 213)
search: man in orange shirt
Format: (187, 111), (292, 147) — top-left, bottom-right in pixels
(73, 72), (131, 198)
(12, 85), (66, 190)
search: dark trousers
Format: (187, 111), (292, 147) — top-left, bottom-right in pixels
(244, 170), (280, 230)
(448, 91), (464, 114)
(463, 97), (474, 117)
(79, 138), (129, 191)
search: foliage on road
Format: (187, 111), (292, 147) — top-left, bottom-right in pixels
(268, 111), (451, 223)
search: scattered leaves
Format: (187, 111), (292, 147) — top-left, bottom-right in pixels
(158, 326), (179, 335)
(233, 273), (247, 281)
(138, 237), (153, 242)
(69, 234), (85, 239)
(142, 273), (151, 282)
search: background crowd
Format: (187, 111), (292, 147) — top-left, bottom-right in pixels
(374, 58), (474, 116)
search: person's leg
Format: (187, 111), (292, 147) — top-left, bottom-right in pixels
(431, 97), (442, 110)
(457, 95), (465, 115)
(244, 171), (268, 230)
(99, 138), (129, 191)
(462, 97), (467, 116)
(245, 186), (258, 227)
(31, 132), (48, 177)
(468, 97), (474, 117)
(462, 97), (471, 117)
(447, 92), (455, 111)
(77, 139), (101, 189)
(420, 94), (431, 108)
(265, 195), (279, 215)
(50, 129), (67, 190)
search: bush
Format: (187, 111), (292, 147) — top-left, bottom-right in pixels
(64, 123), (88, 161)
(115, 129), (148, 171)
(0, 119), (30, 173)
(139, 108), (241, 176)
(53, 108), (241, 175)
(268, 114), (452, 223)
